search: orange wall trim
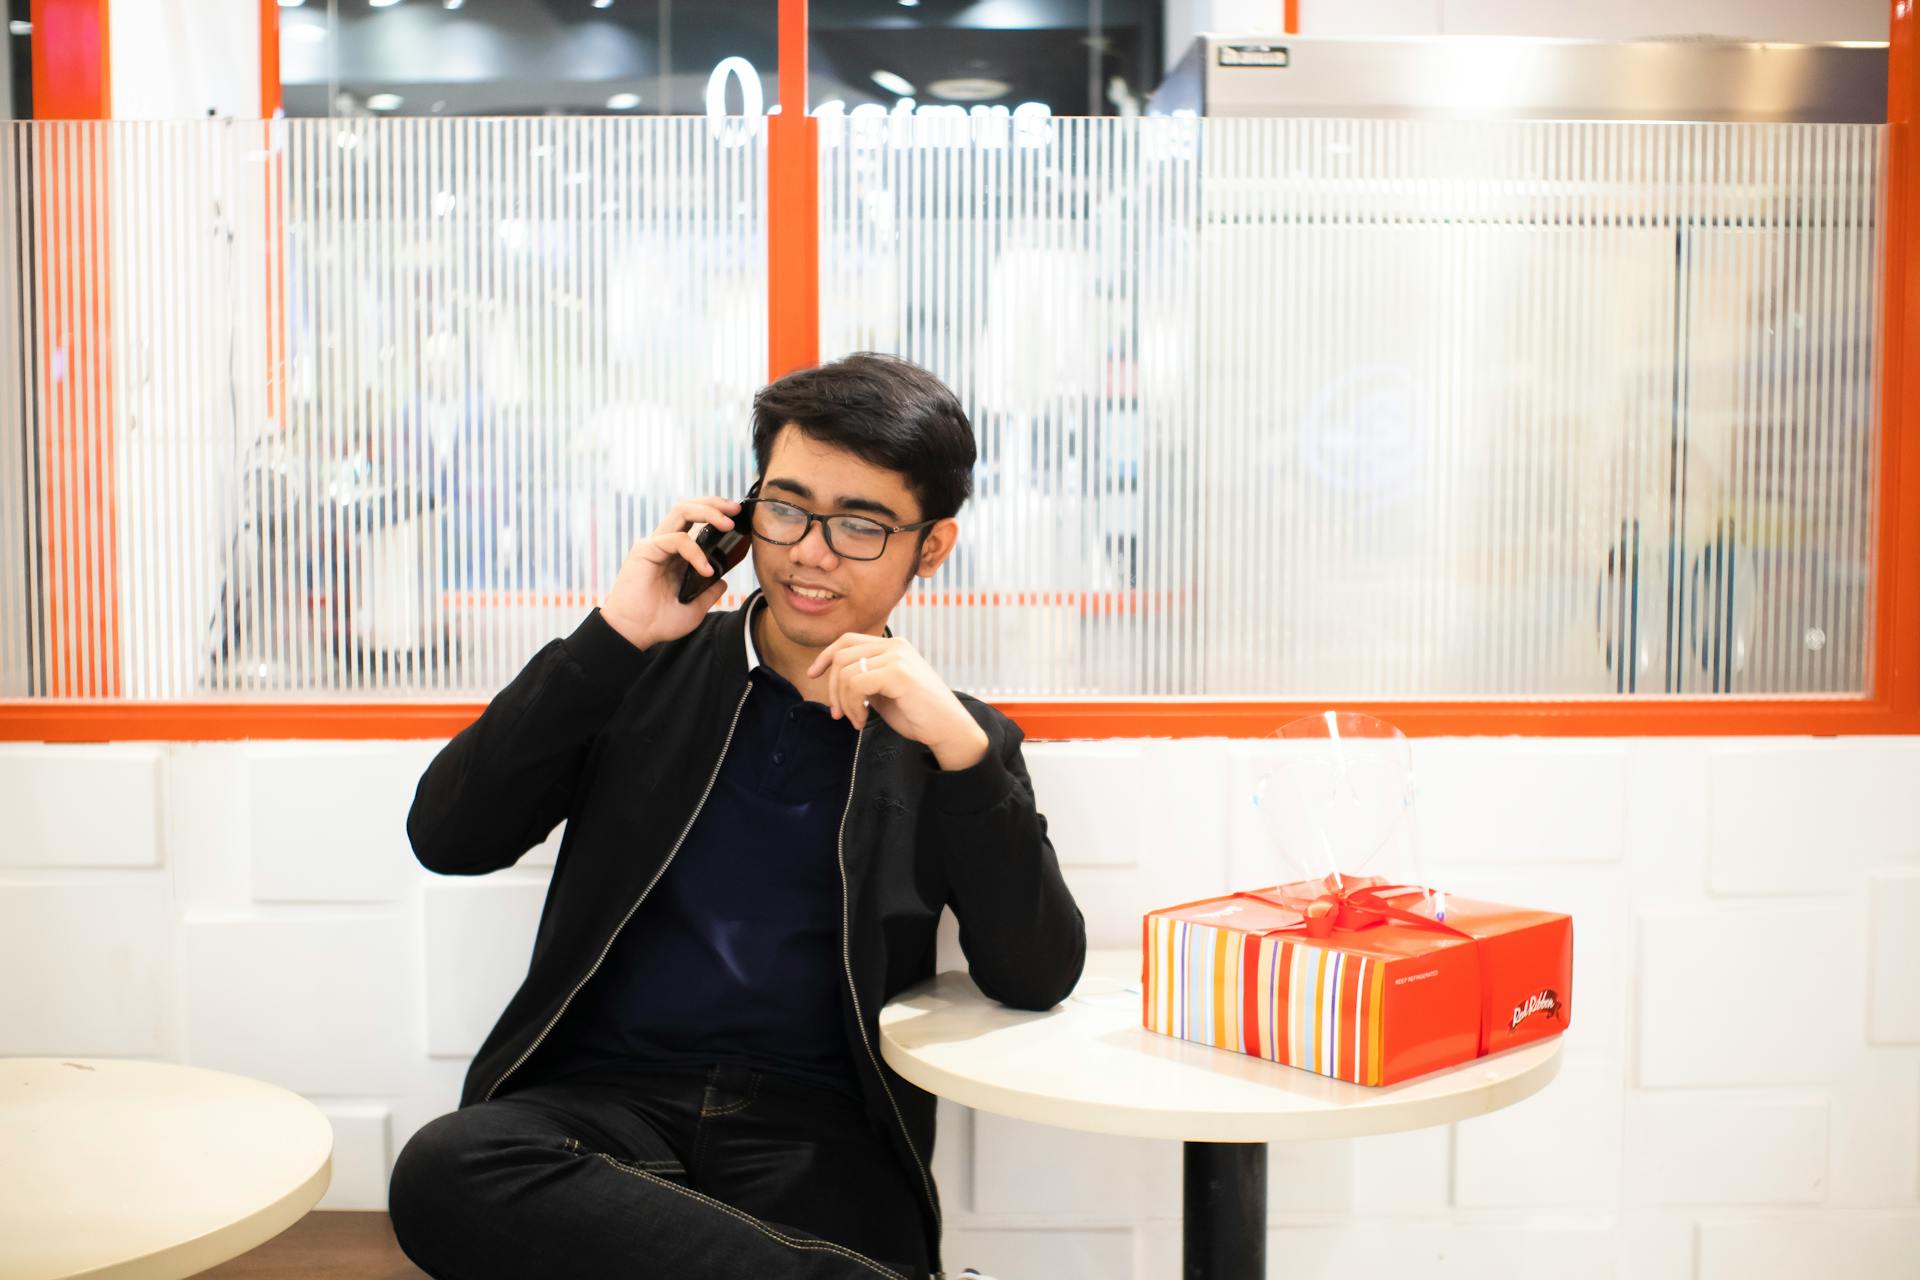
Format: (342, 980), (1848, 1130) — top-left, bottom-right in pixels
(1, 699), (1915, 744)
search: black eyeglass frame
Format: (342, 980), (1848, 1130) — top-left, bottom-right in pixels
(738, 497), (939, 561)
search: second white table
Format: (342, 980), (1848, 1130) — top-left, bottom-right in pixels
(879, 948), (1561, 1278)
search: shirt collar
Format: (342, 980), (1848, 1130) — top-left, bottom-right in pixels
(744, 591), (765, 672)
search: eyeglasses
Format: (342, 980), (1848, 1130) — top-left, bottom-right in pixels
(742, 497), (937, 561)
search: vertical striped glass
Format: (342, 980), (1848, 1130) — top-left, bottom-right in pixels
(0, 115), (1887, 700)
(820, 115), (1884, 697)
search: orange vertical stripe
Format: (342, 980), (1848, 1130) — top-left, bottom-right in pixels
(1211, 928), (1232, 1048)
(1311, 951), (1328, 1076)
(767, 0), (818, 378)
(258, 0), (283, 117)
(1242, 935), (1262, 1056)
(1162, 917), (1175, 1034)
(1337, 958), (1358, 1082)
(1367, 962), (1386, 1085)
(32, 5), (119, 696)
(31, 1), (111, 119)
(1882, 0), (1920, 719)
(1284, 0), (1300, 36)
(259, 4), (287, 512)
(1274, 941), (1293, 1066)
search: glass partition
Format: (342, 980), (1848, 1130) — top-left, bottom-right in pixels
(821, 115), (1883, 697)
(0, 114), (1885, 701)
(0, 117), (765, 697)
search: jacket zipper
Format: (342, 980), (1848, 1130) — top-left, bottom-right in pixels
(482, 682), (756, 1104)
(836, 725), (942, 1233)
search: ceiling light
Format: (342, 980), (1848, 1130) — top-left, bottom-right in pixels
(277, 0), (304, 8)
(606, 92), (641, 110)
(7, 19), (29, 35)
(592, 0), (614, 7)
(899, 0), (920, 5)
(928, 77), (1009, 102)
(870, 70), (916, 97)
(443, 0), (464, 8)
(368, 93), (403, 110)
(369, 0), (401, 8)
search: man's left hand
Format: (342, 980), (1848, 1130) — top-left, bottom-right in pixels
(807, 634), (990, 771)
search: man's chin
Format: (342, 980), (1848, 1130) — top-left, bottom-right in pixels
(765, 589), (883, 647)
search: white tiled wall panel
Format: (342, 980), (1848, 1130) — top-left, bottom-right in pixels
(1019, 743), (1147, 869)
(1868, 869), (1920, 1044)
(317, 1104), (395, 1211)
(1696, 1213), (1920, 1280)
(1265, 1136), (1356, 1220)
(166, 744), (256, 917)
(1635, 905), (1852, 1087)
(422, 879), (550, 1059)
(1139, 1220), (1624, 1280)
(179, 917), (417, 1096)
(0, 745), (162, 869)
(941, 1227), (1132, 1277)
(1411, 740), (1629, 865)
(1624, 1094), (1829, 1204)
(0, 879), (173, 1055)
(1452, 1055), (1622, 1207)
(249, 746), (419, 903)
(1707, 741), (1920, 896)
(1824, 1050), (1920, 1206)
(5, 733), (1919, 1277)
(1348, 1125), (1452, 1217)
(971, 1112), (1178, 1219)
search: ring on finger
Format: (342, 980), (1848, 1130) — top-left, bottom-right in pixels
(859, 656), (870, 674)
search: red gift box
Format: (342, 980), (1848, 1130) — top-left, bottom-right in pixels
(1142, 877), (1572, 1086)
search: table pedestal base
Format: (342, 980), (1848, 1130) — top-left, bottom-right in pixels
(1182, 1141), (1266, 1279)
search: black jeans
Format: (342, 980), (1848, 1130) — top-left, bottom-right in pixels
(388, 1064), (932, 1280)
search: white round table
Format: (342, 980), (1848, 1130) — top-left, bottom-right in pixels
(0, 1058), (333, 1280)
(880, 949), (1561, 1279)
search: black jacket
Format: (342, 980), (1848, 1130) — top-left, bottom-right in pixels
(405, 592), (1088, 1269)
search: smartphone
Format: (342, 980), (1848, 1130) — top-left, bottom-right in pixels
(676, 480), (760, 605)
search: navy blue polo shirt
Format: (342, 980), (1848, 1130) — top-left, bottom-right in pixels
(540, 598), (861, 1097)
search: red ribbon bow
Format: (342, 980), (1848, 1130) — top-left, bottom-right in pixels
(1230, 882), (1473, 942)
(1227, 881), (1491, 1057)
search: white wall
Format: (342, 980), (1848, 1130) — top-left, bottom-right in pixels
(110, 0), (262, 120)
(4, 731), (1917, 1277)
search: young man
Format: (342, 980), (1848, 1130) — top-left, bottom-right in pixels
(389, 352), (1086, 1280)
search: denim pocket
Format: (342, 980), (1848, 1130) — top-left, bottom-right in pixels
(698, 1068), (760, 1119)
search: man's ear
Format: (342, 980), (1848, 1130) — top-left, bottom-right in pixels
(915, 517), (960, 578)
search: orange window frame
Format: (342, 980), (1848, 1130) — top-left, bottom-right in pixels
(2, 0), (1916, 743)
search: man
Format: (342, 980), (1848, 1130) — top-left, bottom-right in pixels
(389, 352), (1087, 1280)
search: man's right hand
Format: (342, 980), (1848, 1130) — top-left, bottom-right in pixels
(598, 496), (744, 651)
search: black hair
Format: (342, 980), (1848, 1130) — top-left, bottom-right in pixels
(750, 352), (976, 522)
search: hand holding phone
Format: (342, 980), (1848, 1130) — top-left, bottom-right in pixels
(677, 480), (760, 604)
(597, 486), (755, 651)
